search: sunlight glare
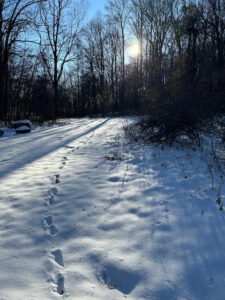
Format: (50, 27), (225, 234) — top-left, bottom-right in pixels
(128, 42), (141, 58)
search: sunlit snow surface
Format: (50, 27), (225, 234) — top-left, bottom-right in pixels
(0, 118), (225, 299)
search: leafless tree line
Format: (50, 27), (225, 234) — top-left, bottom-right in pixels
(0, 0), (225, 122)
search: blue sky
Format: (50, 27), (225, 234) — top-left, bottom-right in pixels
(87, 0), (107, 19)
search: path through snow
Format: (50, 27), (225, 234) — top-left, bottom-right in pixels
(0, 118), (225, 299)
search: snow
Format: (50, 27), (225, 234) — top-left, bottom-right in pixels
(10, 119), (32, 126)
(0, 117), (225, 299)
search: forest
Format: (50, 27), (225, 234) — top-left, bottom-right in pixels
(2, 1), (225, 298)
(0, 0), (225, 125)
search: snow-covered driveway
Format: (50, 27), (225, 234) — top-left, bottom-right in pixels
(0, 118), (225, 300)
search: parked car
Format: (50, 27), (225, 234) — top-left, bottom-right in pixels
(15, 126), (31, 134)
(10, 119), (32, 129)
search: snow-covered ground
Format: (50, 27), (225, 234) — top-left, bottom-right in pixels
(0, 117), (225, 300)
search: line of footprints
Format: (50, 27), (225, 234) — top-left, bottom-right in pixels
(43, 156), (68, 296)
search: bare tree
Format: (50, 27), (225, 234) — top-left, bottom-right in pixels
(105, 21), (121, 109)
(206, 0), (225, 86)
(0, 0), (44, 121)
(129, 0), (144, 81)
(106, 0), (129, 110)
(37, 0), (87, 117)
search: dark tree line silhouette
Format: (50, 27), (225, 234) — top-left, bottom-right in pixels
(0, 0), (225, 126)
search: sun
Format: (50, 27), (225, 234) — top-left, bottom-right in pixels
(128, 42), (141, 58)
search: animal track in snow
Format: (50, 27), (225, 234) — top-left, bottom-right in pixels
(51, 249), (64, 267)
(45, 167), (65, 294)
(48, 225), (58, 236)
(50, 187), (58, 195)
(59, 157), (68, 169)
(44, 216), (52, 226)
(209, 277), (214, 286)
(55, 174), (60, 184)
(51, 273), (65, 295)
(48, 197), (54, 205)
(97, 264), (141, 294)
(56, 273), (65, 295)
(62, 156), (68, 164)
(48, 187), (58, 205)
(43, 216), (58, 235)
(108, 176), (121, 183)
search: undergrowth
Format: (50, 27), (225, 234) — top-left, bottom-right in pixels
(124, 116), (225, 211)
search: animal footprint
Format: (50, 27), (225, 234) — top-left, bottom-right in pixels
(56, 273), (65, 295)
(48, 197), (54, 205)
(44, 216), (53, 226)
(108, 176), (120, 183)
(55, 174), (60, 184)
(48, 187), (57, 205)
(44, 216), (58, 235)
(48, 225), (58, 236)
(51, 273), (65, 295)
(209, 278), (214, 286)
(51, 249), (64, 267)
(59, 157), (67, 169)
(155, 221), (162, 226)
